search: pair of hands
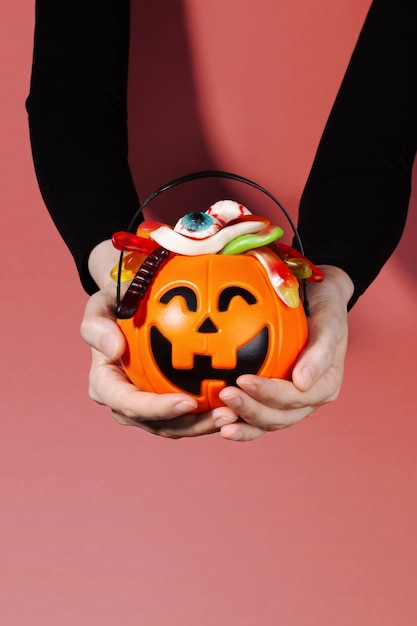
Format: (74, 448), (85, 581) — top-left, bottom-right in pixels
(81, 240), (354, 441)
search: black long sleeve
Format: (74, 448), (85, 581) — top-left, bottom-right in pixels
(298, 0), (417, 308)
(26, 0), (140, 293)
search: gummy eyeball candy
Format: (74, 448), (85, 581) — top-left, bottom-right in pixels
(111, 200), (323, 412)
(174, 211), (222, 238)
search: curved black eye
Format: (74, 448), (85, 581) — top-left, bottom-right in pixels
(160, 287), (198, 312)
(218, 287), (257, 312)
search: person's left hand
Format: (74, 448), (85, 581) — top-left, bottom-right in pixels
(82, 240), (238, 438)
(212, 265), (354, 442)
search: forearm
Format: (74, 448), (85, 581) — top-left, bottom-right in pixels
(26, 0), (139, 293)
(298, 0), (417, 308)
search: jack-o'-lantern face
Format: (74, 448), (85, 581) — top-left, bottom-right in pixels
(118, 253), (308, 412)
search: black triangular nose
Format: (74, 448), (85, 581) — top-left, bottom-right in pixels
(197, 317), (218, 333)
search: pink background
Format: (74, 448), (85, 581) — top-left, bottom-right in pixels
(2, 1), (417, 624)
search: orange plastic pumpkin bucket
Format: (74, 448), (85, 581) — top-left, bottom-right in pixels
(112, 171), (322, 412)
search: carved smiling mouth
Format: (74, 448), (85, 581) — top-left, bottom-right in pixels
(150, 326), (269, 395)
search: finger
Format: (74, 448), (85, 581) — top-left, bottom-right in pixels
(292, 313), (346, 392)
(112, 415), (189, 438)
(141, 406), (239, 438)
(148, 414), (218, 438)
(89, 348), (198, 421)
(80, 287), (125, 360)
(219, 422), (267, 442)
(218, 351), (343, 432)
(237, 372), (340, 411)
(112, 399), (232, 439)
(292, 265), (351, 391)
(107, 409), (195, 439)
(219, 382), (316, 431)
(155, 405), (239, 438)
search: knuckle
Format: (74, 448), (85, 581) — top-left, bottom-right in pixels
(79, 317), (92, 341)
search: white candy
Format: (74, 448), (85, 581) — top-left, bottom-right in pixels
(206, 200), (251, 225)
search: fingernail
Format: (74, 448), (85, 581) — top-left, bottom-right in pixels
(220, 392), (241, 410)
(221, 427), (243, 441)
(298, 365), (315, 390)
(237, 380), (258, 395)
(173, 400), (197, 415)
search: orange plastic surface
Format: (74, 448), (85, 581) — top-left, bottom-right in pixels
(117, 252), (307, 412)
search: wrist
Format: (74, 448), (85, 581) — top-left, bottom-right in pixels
(87, 239), (120, 290)
(308, 265), (355, 312)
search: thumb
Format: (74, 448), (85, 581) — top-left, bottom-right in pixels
(292, 317), (341, 392)
(292, 265), (352, 392)
(80, 287), (126, 360)
(292, 349), (328, 392)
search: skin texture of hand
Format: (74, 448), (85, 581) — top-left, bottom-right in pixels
(82, 244), (353, 441)
(213, 265), (355, 442)
(81, 240), (236, 437)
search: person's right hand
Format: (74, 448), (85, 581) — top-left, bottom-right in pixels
(215, 264), (354, 441)
(80, 240), (238, 438)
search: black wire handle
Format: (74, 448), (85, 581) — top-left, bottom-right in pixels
(116, 170), (309, 315)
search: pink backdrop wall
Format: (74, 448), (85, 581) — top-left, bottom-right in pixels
(2, 1), (417, 624)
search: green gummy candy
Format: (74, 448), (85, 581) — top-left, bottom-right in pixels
(220, 226), (284, 255)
